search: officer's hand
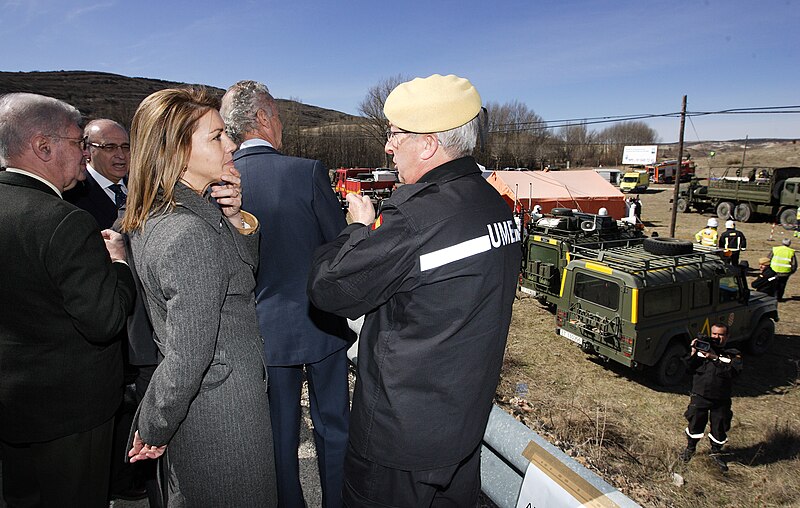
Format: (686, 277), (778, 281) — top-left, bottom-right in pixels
(346, 194), (376, 226)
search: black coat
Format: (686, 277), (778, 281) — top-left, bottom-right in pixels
(684, 344), (743, 400)
(308, 157), (522, 470)
(0, 171), (135, 443)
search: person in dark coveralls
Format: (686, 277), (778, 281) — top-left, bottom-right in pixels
(221, 80), (351, 508)
(717, 220), (747, 266)
(308, 74), (522, 506)
(752, 256), (779, 296)
(681, 323), (743, 472)
(0, 93), (136, 507)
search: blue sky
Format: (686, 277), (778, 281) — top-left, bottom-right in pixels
(2, 0), (798, 142)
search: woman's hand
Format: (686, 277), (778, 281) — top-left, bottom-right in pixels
(211, 166), (244, 228)
(128, 430), (167, 463)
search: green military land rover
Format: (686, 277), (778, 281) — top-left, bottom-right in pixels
(553, 238), (779, 386)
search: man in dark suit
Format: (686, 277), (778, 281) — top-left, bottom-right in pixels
(65, 119), (130, 229)
(221, 80), (350, 508)
(0, 93), (136, 507)
(64, 119), (158, 504)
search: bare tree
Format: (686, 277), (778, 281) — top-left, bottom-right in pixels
(482, 100), (550, 169)
(558, 122), (597, 167)
(596, 121), (659, 166)
(358, 74), (410, 166)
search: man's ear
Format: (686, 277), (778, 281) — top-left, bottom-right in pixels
(419, 134), (439, 161)
(32, 134), (53, 162)
(256, 108), (271, 130)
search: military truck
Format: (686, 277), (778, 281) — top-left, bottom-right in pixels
(675, 166), (800, 225)
(519, 209), (644, 310)
(554, 238), (778, 386)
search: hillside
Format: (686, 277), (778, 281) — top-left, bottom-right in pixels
(0, 70), (361, 129)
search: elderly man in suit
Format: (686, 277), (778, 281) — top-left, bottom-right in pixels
(221, 80), (350, 508)
(0, 93), (136, 507)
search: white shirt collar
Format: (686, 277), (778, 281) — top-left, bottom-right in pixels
(5, 168), (63, 198)
(87, 164), (126, 191)
(240, 138), (273, 149)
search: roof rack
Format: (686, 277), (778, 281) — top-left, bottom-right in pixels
(570, 243), (724, 283)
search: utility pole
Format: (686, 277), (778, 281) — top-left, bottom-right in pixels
(669, 95), (687, 238)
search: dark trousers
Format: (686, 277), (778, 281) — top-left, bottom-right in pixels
(684, 394), (733, 446)
(775, 275), (790, 300)
(1, 417), (114, 508)
(268, 348), (350, 508)
(343, 444), (481, 508)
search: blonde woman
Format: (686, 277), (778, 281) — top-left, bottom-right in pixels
(121, 87), (276, 506)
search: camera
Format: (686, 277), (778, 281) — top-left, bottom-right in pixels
(694, 335), (711, 352)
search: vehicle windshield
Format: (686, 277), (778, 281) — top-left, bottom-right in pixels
(622, 176), (639, 183)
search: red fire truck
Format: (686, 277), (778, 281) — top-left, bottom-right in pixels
(646, 159), (696, 184)
(333, 167), (398, 204)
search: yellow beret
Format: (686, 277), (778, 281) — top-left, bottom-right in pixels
(758, 257), (771, 265)
(384, 74), (481, 133)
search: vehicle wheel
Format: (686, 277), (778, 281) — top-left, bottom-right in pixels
(779, 207), (797, 228)
(716, 201), (734, 220)
(643, 237), (694, 255)
(748, 318), (775, 356)
(734, 202), (752, 222)
(676, 197), (689, 213)
(653, 342), (687, 386)
(550, 207), (573, 216)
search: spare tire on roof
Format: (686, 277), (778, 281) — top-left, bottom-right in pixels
(550, 208), (574, 217)
(643, 237), (694, 256)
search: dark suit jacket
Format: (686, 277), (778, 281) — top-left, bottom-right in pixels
(63, 172), (119, 229)
(65, 173), (160, 366)
(234, 145), (350, 365)
(0, 171), (136, 443)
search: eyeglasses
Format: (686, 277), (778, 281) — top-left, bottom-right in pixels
(386, 128), (415, 142)
(88, 142), (131, 153)
(50, 135), (88, 151)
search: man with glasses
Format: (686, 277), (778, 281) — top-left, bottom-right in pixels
(65, 118), (156, 503)
(0, 93), (136, 507)
(65, 119), (131, 228)
(309, 74), (522, 506)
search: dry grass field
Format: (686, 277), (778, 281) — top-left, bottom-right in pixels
(495, 142), (800, 507)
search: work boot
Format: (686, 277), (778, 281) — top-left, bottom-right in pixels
(680, 446), (695, 463)
(709, 444), (728, 472)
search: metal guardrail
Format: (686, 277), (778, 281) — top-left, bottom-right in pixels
(481, 405), (641, 507)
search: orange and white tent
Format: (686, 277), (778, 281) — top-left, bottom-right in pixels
(485, 169), (627, 218)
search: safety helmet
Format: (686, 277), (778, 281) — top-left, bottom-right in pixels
(598, 207), (608, 216)
(725, 220), (735, 229)
(707, 218), (718, 228)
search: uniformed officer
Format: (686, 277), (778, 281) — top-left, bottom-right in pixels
(307, 74), (521, 506)
(769, 238), (797, 301)
(681, 323), (742, 472)
(717, 220), (747, 265)
(695, 217), (718, 247)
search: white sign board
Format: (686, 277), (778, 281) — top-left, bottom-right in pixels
(622, 145), (657, 165)
(516, 441), (620, 508)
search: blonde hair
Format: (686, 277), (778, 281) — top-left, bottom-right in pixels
(121, 87), (219, 233)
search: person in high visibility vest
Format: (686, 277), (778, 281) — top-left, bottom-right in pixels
(769, 238), (797, 301)
(795, 208), (800, 238)
(718, 220), (747, 265)
(695, 218), (719, 247)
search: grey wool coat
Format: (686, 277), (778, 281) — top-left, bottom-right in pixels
(129, 183), (277, 507)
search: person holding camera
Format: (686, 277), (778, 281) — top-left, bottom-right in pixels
(681, 323), (742, 472)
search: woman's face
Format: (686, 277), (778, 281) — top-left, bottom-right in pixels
(183, 109), (237, 192)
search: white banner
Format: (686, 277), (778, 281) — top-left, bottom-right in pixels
(622, 145), (657, 165)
